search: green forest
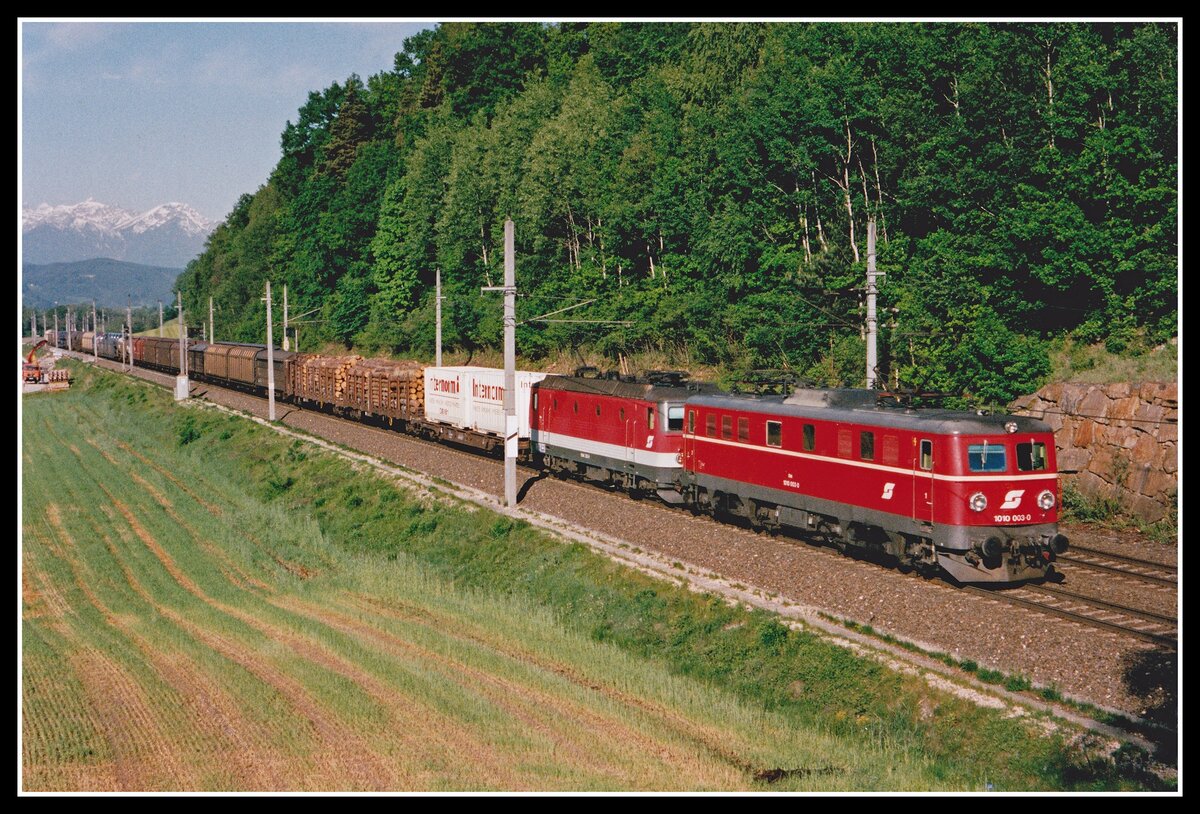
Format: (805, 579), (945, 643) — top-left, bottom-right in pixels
(176, 22), (1178, 404)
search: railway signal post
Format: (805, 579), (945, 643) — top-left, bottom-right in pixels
(174, 291), (189, 401)
(866, 220), (878, 389)
(126, 304), (133, 371)
(435, 268), (443, 368)
(265, 280), (276, 421)
(482, 219), (518, 508)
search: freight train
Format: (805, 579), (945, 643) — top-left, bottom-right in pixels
(89, 335), (1066, 584)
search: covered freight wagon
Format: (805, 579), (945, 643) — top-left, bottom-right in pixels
(200, 342), (291, 396)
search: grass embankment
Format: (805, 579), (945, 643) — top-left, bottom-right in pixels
(21, 363), (1167, 791)
(1048, 338), (1178, 385)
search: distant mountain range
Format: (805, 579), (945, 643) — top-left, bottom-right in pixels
(23, 258), (182, 310)
(22, 199), (215, 267)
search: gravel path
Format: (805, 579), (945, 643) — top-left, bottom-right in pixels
(66, 357), (1180, 719)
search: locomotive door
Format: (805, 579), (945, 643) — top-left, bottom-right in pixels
(912, 438), (935, 523)
(625, 410), (641, 472)
(538, 392), (553, 454)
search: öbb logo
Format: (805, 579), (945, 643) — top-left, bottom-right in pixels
(1000, 490), (1025, 510)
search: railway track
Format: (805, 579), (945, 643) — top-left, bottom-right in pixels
(1056, 546), (1177, 588)
(962, 583), (1177, 647)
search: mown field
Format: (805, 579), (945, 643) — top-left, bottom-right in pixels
(20, 363), (1163, 791)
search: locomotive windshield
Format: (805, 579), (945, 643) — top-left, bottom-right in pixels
(1016, 441), (1048, 471)
(667, 405), (684, 432)
(967, 442), (1007, 472)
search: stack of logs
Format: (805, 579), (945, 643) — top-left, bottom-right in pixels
(343, 358), (426, 418)
(289, 354), (361, 405)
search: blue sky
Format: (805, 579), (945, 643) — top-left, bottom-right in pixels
(20, 20), (434, 223)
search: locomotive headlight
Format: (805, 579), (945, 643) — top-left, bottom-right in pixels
(1038, 490), (1056, 510)
(969, 492), (987, 512)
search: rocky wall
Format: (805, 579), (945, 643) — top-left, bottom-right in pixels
(1009, 382), (1178, 523)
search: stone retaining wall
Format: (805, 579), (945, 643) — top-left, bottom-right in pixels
(1009, 382), (1178, 523)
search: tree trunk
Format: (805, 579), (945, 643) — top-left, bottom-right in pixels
(811, 170), (828, 252)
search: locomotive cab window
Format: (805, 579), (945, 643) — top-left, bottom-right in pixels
(860, 431), (875, 460)
(920, 440), (933, 470)
(967, 442), (1007, 472)
(766, 421), (782, 448)
(1017, 441), (1048, 471)
(803, 424), (815, 451)
(668, 406), (684, 432)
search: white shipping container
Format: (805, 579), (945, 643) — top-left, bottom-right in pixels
(424, 366), (479, 429)
(423, 366), (548, 438)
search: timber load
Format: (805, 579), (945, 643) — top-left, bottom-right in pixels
(288, 354), (362, 407)
(342, 358), (425, 421)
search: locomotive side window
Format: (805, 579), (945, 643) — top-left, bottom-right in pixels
(838, 429), (852, 458)
(1017, 441), (1047, 471)
(596, 404), (602, 417)
(706, 414), (717, 437)
(968, 443), (1007, 472)
(533, 393), (538, 410)
(883, 435), (899, 464)
(721, 415), (733, 440)
(803, 424), (815, 451)
(574, 400), (579, 414)
(688, 410), (696, 434)
(920, 440), (933, 470)
(737, 417), (749, 442)
(647, 407), (656, 430)
(619, 407), (625, 422)
(668, 406), (684, 432)
(860, 431), (875, 460)
(767, 421), (782, 448)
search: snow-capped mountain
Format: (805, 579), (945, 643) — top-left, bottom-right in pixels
(22, 199), (216, 267)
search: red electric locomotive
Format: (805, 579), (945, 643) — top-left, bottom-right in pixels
(680, 388), (1067, 583)
(531, 370), (719, 502)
